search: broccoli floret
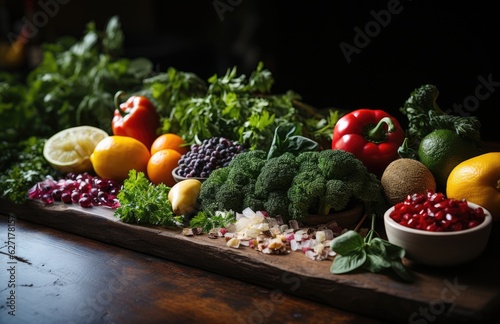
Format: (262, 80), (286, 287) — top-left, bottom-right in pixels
(228, 149), (267, 179)
(242, 179), (265, 212)
(226, 167), (253, 186)
(214, 182), (245, 213)
(287, 171), (325, 220)
(295, 151), (320, 172)
(287, 149), (388, 220)
(318, 149), (364, 180)
(349, 172), (388, 216)
(198, 167), (230, 212)
(318, 179), (352, 214)
(254, 152), (299, 198)
(263, 190), (290, 218)
(198, 150), (266, 214)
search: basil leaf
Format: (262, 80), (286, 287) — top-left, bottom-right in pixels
(383, 240), (406, 260)
(366, 237), (387, 257)
(330, 230), (366, 255)
(331, 251), (367, 274)
(363, 253), (391, 273)
(369, 237), (406, 260)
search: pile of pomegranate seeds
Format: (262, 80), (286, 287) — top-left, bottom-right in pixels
(28, 172), (121, 209)
(390, 191), (486, 232)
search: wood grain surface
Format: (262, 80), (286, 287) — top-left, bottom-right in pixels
(0, 214), (389, 323)
(1, 199), (499, 323)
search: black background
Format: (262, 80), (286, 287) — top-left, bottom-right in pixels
(2, 0), (498, 141)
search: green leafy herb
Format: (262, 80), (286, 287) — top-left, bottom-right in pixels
(267, 123), (319, 160)
(115, 170), (182, 227)
(399, 84), (484, 151)
(0, 16), (153, 142)
(189, 210), (236, 233)
(0, 137), (61, 203)
(330, 215), (413, 282)
(143, 61), (335, 151)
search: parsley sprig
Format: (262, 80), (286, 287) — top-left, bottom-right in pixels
(115, 170), (183, 227)
(189, 210), (237, 233)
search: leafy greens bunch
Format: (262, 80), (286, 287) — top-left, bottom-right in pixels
(114, 170), (182, 227)
(0, 137), (61, 203)
(0, 16), (153, 142)
(142, 62), (338, 151)
(399, 84), (484, 156)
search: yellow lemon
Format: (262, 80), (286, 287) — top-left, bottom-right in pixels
(43, 125), (109, 174)
(90, 136), (151, 182)
(447, 152), (500, 221)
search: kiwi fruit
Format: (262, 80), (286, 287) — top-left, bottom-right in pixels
(381, 158), (437, 205)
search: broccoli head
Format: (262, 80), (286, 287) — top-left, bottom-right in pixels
(317, 179), (352, 214)
(287, 171), (325, 220)
(198, 167), (230, 212)
(263, 190), (290, 218)
(198, 150), (267, 214)
(227, 149), (267, 179)
(348, 171), (388, 216)
(317, 149), (365, 180)
(254, 152), (299, 198)
(295, 151), (320, 172)
(287, 149), (388, 220)
(214, 182), (245, 213)
(242, 179), (265, 212)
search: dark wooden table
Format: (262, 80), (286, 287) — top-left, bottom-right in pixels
(0, 213), (384, 324)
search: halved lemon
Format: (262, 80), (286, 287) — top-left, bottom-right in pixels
(43, 126), (109, 173)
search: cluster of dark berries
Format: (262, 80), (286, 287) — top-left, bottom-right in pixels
(177, 137), (245, 178)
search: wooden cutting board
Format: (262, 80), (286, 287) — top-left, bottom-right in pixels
(2, 199), (499, 323)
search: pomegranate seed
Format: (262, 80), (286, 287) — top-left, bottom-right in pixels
(79, 195), (92, 208)
(51, 189), (62, 201)
(41, 193), (54, 205)
(426, 223), (438, 231)
(71, 191), (80, 203)
(468, 220), (480, 228)
(61, 192), (72, 204)
(28, 172), (123, 209)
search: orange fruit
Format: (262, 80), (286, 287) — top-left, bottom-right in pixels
(147, 148), (182, 186)
(150, 133), (189, 156)
(446, 152), (500, 221)
(90, 136), (151, 182)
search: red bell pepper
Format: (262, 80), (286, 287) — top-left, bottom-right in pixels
(112, 91), (161, 150)
(331, 108), (405, 177)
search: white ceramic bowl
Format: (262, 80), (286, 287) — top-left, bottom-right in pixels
(384, 202), (492, 266)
